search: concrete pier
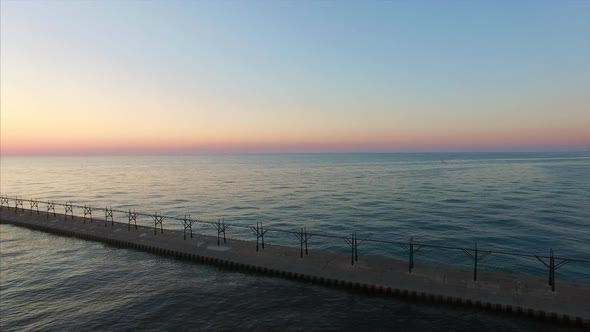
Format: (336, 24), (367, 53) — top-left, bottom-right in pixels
(1, 207), (589, 327)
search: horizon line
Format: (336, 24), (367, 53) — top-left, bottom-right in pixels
(2, 149), (589, 157)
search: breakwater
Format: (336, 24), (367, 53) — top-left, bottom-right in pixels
(1, 197), (589, 326)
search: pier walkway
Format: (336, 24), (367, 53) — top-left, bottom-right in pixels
(1, 207), (588, 326)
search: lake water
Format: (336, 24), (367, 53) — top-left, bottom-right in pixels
(1, 152), (589, 330)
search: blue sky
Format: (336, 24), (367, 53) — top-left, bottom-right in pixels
(1, 0), (589, 154)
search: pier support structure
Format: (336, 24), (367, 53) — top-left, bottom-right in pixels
(535, 249), (572, 292)
(212, 218), (228, 246)
(127, 209), (138, 231)
(64, 202), (74, 220)
(15, 197), (23, 213)
(0, 196), (8, 211)
(401, 237), (422, 273)
(83, 205), (93, 223)
(1, 195), (587, 297)
(104, 206), (114, 227)
(344, 233), (362, 266)
(30, 200), (39, 215)
(1, 202), (590, 327)
(182, 214), (196, 240)
(294, 227), (312, 258)
(463, 242), (492, 281)
(46, 201), (56, 218)
(251, 222), (268, 252)
(153, 212), (164, 235)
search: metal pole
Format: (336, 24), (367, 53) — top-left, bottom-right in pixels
(300, 228), (304, 258)
(261, 223), (265, 249)
(222, 220), (226, 244)
(217, 219), (221, 246)
(474, 242), (478, 281)
(409, 236), (414, 273)
(304, 227), (308, 256)
(256, 223), (260, 252)
(354, 232), (358, 262)
(184, 215), (192, 239)
(549, 249), (553, 286)
(351, 233), (355, 266)
(550, 248), (555, 292)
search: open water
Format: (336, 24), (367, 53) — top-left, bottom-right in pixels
(1, 152), (589, 330)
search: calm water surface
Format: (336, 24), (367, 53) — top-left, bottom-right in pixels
(1, 153), (589, 330)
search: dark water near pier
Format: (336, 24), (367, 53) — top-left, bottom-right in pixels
(1, 152), (589, 330)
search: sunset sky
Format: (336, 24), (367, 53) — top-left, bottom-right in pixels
(1, 0), (589, 155)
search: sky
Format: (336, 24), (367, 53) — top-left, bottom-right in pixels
(1, 0), (589, 155)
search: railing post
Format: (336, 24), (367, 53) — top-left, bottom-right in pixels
(354, 232), (358, 262)
(83, 204), (93, 223)
(474, 242), (478, 281)
(222, 219), (226, 244)
(104, 206), (113, 227)
(261, 223), (265, 249)
(534, 249), (566, 292)
(154, 213), (158, 236)
(181, 215), (194, 240)
(64, 202), (73, 221)
(128, 209), (137, 231)
(15, 197), (23, 213)
(0, 196), (7, 211)
(255, 223), (260, 252)
(153, 213), (164, 235)
(30, 199), (39, 215)
(46, 201), (55, 218)
(216, 218), (226, 245)
(211, 218), (228, 246)
(251, 222), (267, 251)
(351, 233), (355, 266)
(409, 236), (414, 273)
(220, 219), (223, 246)
(304, 227), (308, 256)
(549, 248), (555, 292)
(295, 227), (311, 259)
(300, 228), (304, 258)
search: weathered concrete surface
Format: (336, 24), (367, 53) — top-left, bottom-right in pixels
(1, 207), (589, 326)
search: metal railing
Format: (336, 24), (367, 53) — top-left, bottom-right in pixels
(1, 195), (588, 291)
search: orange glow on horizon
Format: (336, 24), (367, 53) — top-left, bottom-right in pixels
(2, 126), (589, 155)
